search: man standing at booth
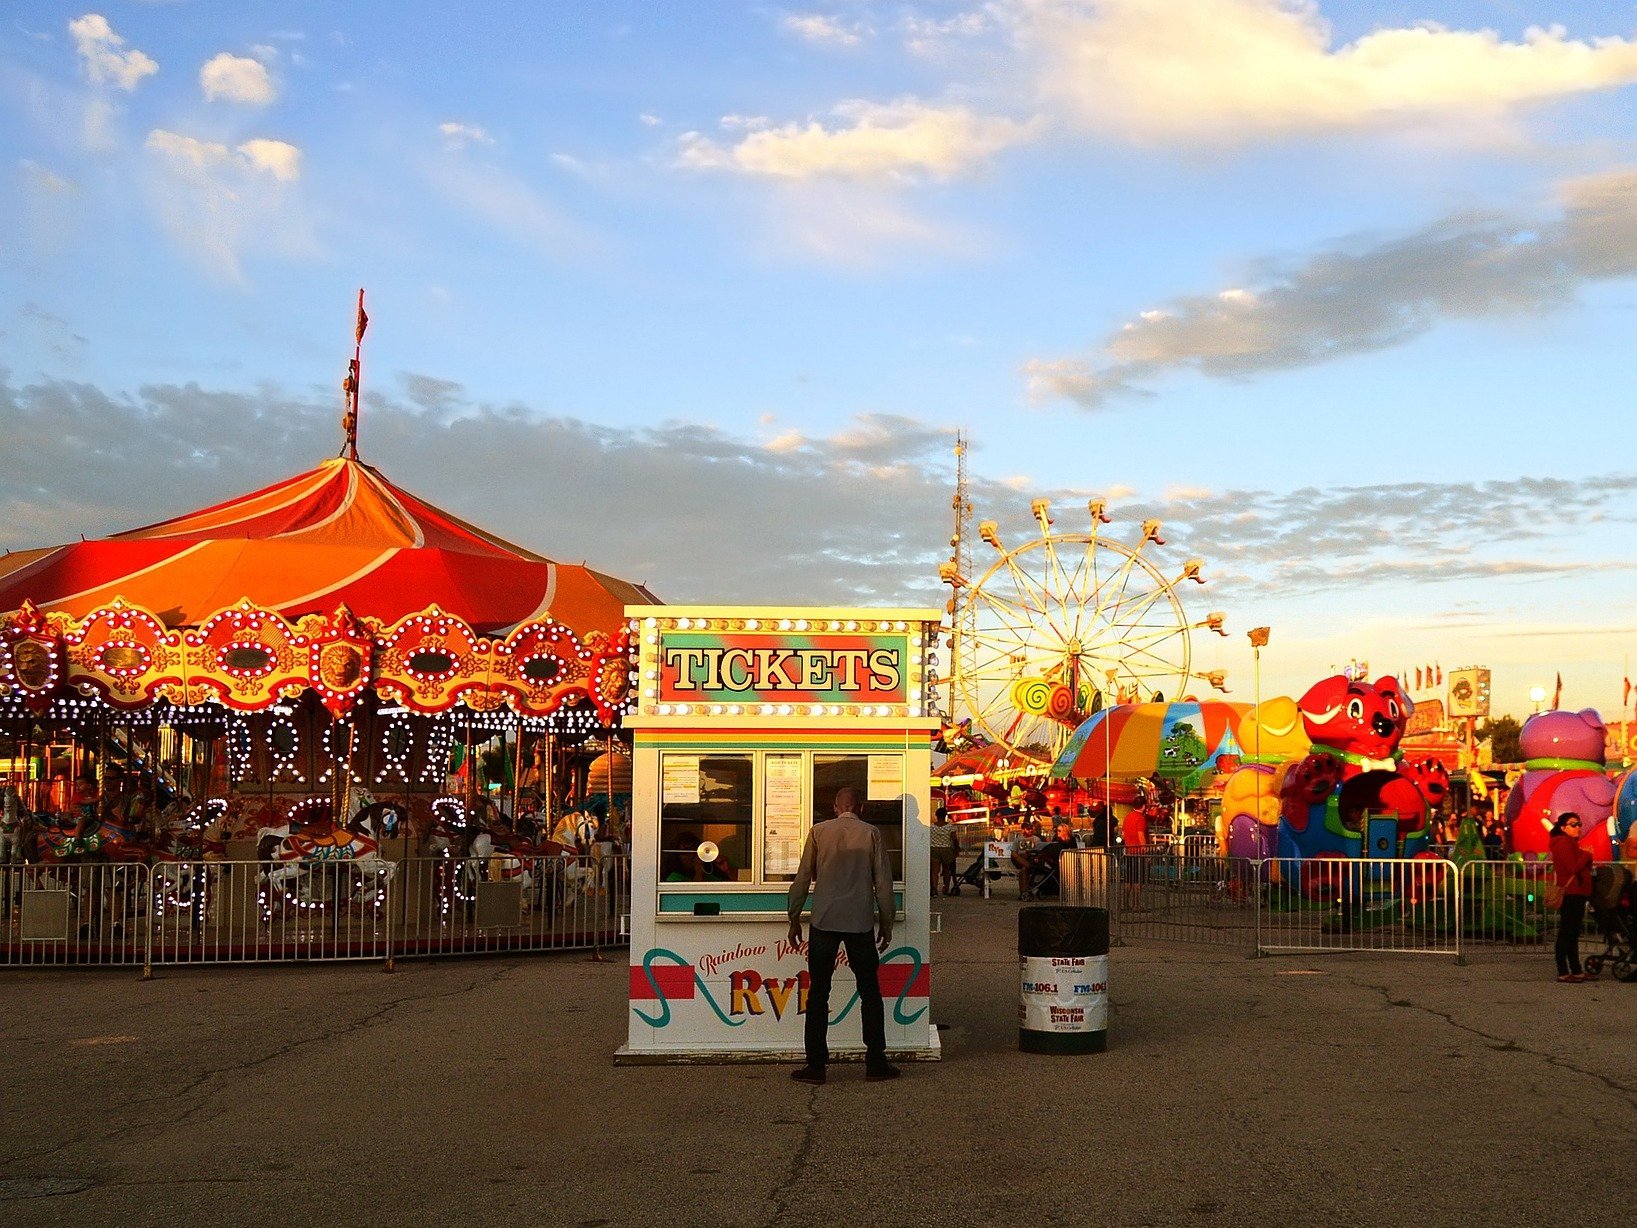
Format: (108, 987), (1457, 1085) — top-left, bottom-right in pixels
(787, 786), (899, 1085)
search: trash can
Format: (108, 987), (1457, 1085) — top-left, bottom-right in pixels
(1018, 905), (1109, 1054)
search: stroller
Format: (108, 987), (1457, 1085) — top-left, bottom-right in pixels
(1584, 865), (1636, 983)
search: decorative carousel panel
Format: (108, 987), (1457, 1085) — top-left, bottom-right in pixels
(495, 618), (595, 714)
(0, 601), (70, 712)
(64, 600), (185, 708)
(586, 628), (636, 723)
(296, 605), (376, 716)
(374, 606), (494, 713)
(180, 601), (311, 710)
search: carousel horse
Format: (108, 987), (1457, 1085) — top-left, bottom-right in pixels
(259, 791), (399, 914)
(150, 798), (229, 920)
(1, 784), (29, 865)
(23, 782), (160, 936)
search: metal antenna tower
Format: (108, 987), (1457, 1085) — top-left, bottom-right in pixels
(937, 431), (973, 719)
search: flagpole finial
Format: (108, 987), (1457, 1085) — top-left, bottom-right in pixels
(341, 288), (368, 461)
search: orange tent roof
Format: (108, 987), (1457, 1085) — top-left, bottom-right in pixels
(0, 456), (658, 636)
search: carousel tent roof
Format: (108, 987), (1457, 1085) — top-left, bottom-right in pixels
(0, 456), (658, 636)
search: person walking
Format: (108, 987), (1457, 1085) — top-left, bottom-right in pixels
(787, 786), (899, 1085)
(1549, 812), (1595, 983)
(930, 806), (959, 896)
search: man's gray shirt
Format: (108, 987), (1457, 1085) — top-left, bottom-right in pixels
(787, 812), (895, 935)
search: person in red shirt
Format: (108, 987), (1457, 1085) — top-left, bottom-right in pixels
(1121, 805), (1150, 911)
(1549, 812), (1595, 982)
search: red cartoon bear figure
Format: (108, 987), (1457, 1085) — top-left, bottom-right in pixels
(1399, 758), (1451, 813)
(1279, 674), (1427, 836)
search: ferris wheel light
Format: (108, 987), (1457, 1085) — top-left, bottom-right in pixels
(1088, 499), (1111, 525)
(978, 520), (1002, 550)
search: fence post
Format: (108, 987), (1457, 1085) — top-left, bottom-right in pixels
(141, 864), (154, 980)
(1460, 857), (1473, 969)
(383, 866), (396, 974)
(1252, 858), (1264, 958)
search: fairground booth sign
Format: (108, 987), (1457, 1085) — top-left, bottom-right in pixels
(617, 606), (942, 1063)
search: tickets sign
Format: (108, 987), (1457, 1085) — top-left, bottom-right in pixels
(657, 632), (909, 706)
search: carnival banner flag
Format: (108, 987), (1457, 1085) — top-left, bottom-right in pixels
(1552, 672), (1563, 709)
(355, 290), (369, 344)
(1436, 664), (1443, 686)
(1415, 667), (1423, 689)
(1247, 626), (1270, 648)
(1624, 675), (1631, 707)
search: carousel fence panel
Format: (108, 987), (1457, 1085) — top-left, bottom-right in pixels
(150, 860), (393, 965)
(388, 851), (628, 961)
(1, 862), (148, 968)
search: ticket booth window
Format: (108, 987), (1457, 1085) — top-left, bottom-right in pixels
(660, 753), (752, 883)
(812, 753), (905, 881)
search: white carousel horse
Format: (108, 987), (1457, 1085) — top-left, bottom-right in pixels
(0, 784), (25, 864)
(259, 793), (398, 913)
(150, 798), (228, 918)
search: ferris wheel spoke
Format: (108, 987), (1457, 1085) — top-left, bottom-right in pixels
(998, 553), (1053, 622)
(1037, 537), (1080, 643)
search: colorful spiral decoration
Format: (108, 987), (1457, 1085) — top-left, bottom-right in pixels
(1045, 683), (1080, 725)
(1009, 675), (1053, 715)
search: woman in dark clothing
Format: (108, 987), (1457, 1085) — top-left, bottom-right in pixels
(1549, 812), (1595, 983)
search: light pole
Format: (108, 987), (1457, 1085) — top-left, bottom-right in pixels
(1247, 627), (1271, 760)
(1529, 685), (1547, 714)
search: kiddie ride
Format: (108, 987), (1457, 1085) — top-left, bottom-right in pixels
(1214, 674), (1465, 930)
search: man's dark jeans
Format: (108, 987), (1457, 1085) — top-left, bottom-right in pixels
(805, 926), (885, 1067)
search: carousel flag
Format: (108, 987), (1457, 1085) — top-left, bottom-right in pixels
(355, 290), (369, 343)
(1247, 626), (1270, 649)
(1552, 672), (1563, 709)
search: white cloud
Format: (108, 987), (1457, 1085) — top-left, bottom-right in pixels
(903, 10), (990, 56)
(765, 430), (806, 453)
(238, 138), (302, 181)
(439, 121), (494, 149)
(200, 52), (276, 106)
(785, 14), (868, 47)
(142, 130), (311, 279)
(638, 113), (662, 127)
(69, 13), (158, 91)
(1017, 0), (1637, 142)
(146, 130), (301, 181)
(678, 99), (1040, 181)
(1022, 357), (1105, 407)
(759, 180), (980, 267)
(1030, 164), (1637, 407)
(20, 161), (77, 194)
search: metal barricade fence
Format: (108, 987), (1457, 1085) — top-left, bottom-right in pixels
(1093, 849), (1261, 948)
(152, 859), (393, 965)
(388, 850), (628, 960)
(1, 861), (148, 968)
(5, 852), (632, 969)
(1254, 856), (1459, 958)
(1455, 858), (1556, 947)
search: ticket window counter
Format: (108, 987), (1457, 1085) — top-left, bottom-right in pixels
(617, 605), (941, 1064)
(655, 751), (907, 909)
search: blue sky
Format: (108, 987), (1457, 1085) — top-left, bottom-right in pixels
(3, 1), (1637, 725)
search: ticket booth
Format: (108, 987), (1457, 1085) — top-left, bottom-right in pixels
(616, 606), (942, 1063)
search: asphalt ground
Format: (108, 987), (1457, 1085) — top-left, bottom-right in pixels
(2, 884), (1632, 1228)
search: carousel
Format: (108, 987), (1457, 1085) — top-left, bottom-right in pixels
(0, 297), (653, 964)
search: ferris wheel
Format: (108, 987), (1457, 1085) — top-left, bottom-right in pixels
(939, 491), (1228, 762)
